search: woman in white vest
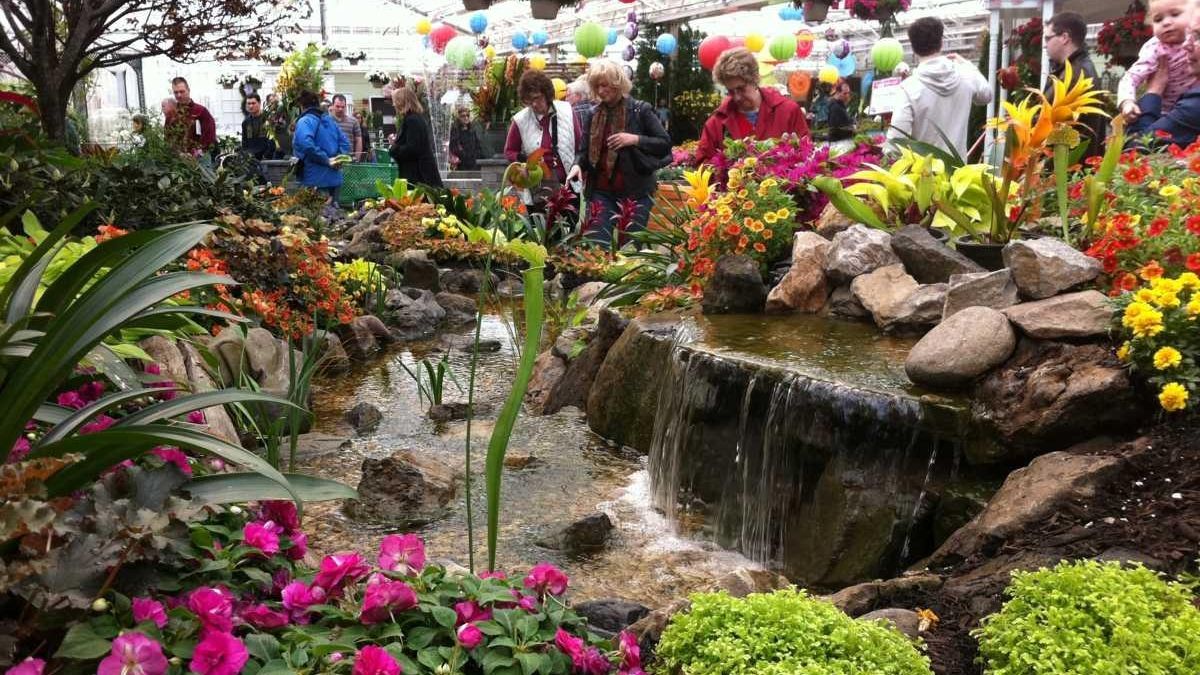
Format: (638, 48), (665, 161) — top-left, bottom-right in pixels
(503, 70), (582, 193)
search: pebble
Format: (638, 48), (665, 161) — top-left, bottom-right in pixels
(1171, 492), (1182, 499)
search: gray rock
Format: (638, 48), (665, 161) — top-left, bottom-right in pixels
(552, 327), (590, 360)
(503, 450), (537, 469)
(574, 600), (651, 638)
(345, 402), (383, 433)
(441, 335), (502, 352)
(701, 255), (766, 314)
(1094, 547), (1164, 570)
(293, 432), (352, 460)
(1002, 290), (1114, 339)
(543, 309), (629, 415)
(890, 225), (985, 283)
(400, 251), (440, 291)
(342, 315), (394, 358)
(346, 450), (461, 526)
(345, 223), (384, 259)
(824, 575), (945, 616)
(883, 283), (947, 335)
(826, 285), (870, 320)
(824, 225), (901, 284)
(435, 292), (477, 324)
(536, 513), (614, 552)
(442, 268), (499, 295)
(851, 264), (919, 328)
(574, 281), (610, 307)
(942, 269), (1020, 320)
(814, 202), (856, 239)
(385, 288), (446, 340)
(311, 331), (351, 373)
(428, 402), (472, 422)
(139, 336), (239, 444)
(210, 327), (301, 397)
(526, 350), (568, 415)
(858, 608), (922, 639)
(587, 315), (680, 452)
(766, 231), (831, 313)
(496, 278), (524, 297)
(372, 207), (397, 225)
(713, 568), (792, 597)
(1003, 237), (1103, 299)
(905, 307), (1016, 389)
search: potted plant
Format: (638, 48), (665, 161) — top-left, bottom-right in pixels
(530, 0), (562, 19)
(240, 69), (265, 93)
(345, 48), (367, 65)
(321, 44), (343, 61)
(800, 0), (836, 22)
(843, 0), (911, 26)
(217, 71), (240, 90)
(1097, 1), (1153, 68)
(463, 0), (492, 9)
(263, 48), (288, 67)
(366, 69), (390, 88)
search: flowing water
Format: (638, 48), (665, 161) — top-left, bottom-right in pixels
(301, 309), (757, 603)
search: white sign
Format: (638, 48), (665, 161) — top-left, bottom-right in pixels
(866, 77), (904, 116)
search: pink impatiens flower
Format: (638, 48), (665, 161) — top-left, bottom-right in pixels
(132, 597), (168, 629)
(238, 603), (290, 630)
(523, 562), (568, 597)
(286, 531), (308, 561)
(186, 410), (207, 425)
(243, 521), (282, 555)
(187, 587), (234, 633)
(617, 631), (644, 675)
(454, 600), (491, 625)
(377, 534), (425, 575)
(151, 447), (192, 476)
(189, 631), (248, 675)
(313, 552), (370, 593)
(352, 645), (402, 675)
(281, 581), (327, 621)
(456, 623), (484, 650)
(4, 658), (45, 675)
(260, 500), (300, 533)
(97, 632), (168, 675)
(7, 437), (31, 463)
(360, 578), (418, 624)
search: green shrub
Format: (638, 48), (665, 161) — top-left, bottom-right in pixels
(654, 588), (932, 675)
(976, 559), (1200, 674)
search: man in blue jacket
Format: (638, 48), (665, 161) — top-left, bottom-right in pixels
(292, 90), (351, 203)
(1130, 19), (1200, 147)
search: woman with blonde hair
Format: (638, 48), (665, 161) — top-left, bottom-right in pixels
(388, 86), (442, 188)
(695, 47), (809, 165)
(566, 59), (671, 243)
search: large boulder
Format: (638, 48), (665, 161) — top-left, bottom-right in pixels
(824, 225), (901, 284)
(851, 264), (919, 329)
(883, 283), (948, 335)
(1002, 237), (1103, 300)
(905, 307), (1016, 389)
(1002, 290), (1114, 339)
(971, 341), (1141, 461)
(587, 315), (679, 452)
(890, 225), (984, 283)
(825, 574), (944, 616)
(385, 288), (446, 341)
(765, 231), (831, 313)
(574, 281), (610, 308)
(542, 309), (629, 414)
(931, 447), (1125, 564)
(826, 285), (870, 321)
(312, 331), (351, 373)
(525, 350), (568, 415)
(814, 202), (855, 239)
(398, 250), (440, 291)
(139, 336), (240, 444)
(209, 327), (301, 397)
(346, 451), (461, 526)
(574, 600), (651, 639)
(435, 292), (477, 324)
(942, 269), (1020, 320)
(701, 255), (766, 314)
(535, 513), (614, 552)
(345, 223), (385, 259)
(442, 268), (499, 295)
(341, 315), (395, 358)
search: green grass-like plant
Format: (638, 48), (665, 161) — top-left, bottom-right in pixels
(976, 559), (1200, 674)
(654, 589), (932, 675)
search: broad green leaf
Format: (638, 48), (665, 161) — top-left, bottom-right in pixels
(183, 473), (357, 504)
(53, 622), (112, 659)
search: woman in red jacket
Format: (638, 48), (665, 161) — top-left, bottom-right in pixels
(695, 47), (811, 166)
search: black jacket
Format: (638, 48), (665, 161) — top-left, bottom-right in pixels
(577, 97), (672, 199)
(827, 99), (855, 141)
(241, 113), (275, 159)
(449, 121), (483, 170)
(389, 112), (443, 188)
(1046, 49), (1107, 159)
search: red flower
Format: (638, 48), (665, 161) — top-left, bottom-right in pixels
(1154, 129), (1174, 140)
(1148, 217), (1169, 237)
(1117, 273), (1139, 291)
(1188, 253), (1200, 272)
(1187, 214), (1200, 236)
(1190, 156), (1200, 174)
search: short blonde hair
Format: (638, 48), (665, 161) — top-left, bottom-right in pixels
(586, 60), (633, 97)
(392, 87), (423, 116)
(713, 47), (760, 88)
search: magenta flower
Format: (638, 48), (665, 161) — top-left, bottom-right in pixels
(186, 410), (207, 425)
(4, 658), (45, 675)
(478, 570), (507, 580)
(80, 414), (116, 434)
(132, 597), (168, 629)
(80, 380), (106, 403)
(579, 647), (614, 675)
(8, 437), (30, 463)
(456, 623), (484, 650)
(617, 631), (641, 671)
(360, 578), (418, 624)
(377, 534), (425, 575)
(454, 600), (491, 625)
(151, 447), (192, 476)
(187, 587), (234, 633)
(239, 603), (290, 630)
(286, 531), (308, 561)
(352, 645), (402, 675)
(97, 632), (168, 675)
(243, 521), (281, 555)
(281, 581), (326, 620)
(189, 631), (248, 675)
(517, 594), (538, 613)
(55, 390), (86, 409)
(260, 500), (300, 533)
(313, 552), (370, 592)
(523, 562), (568, 597)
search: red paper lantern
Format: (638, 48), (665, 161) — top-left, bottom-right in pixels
(429, 24), (458, 54)
(698, 35), (732, 71)
(795, 31), (814, 58)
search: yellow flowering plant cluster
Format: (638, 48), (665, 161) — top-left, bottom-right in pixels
(333, 259), (381, 303)
(1115, 272), (1200, 412)
(421, 205), (470, 240)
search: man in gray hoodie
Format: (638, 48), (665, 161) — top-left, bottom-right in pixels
(887, 17), (992, 158)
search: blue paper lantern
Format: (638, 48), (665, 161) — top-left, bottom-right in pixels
(860, 70), (875, 99)
(834, 53), (856, 77)
(531, 30), (549, 46)
(469, 12), (488, 34)
(656, 34), (677, 56)
(608, 28), (619, 45)
(511, 32), (528, 50)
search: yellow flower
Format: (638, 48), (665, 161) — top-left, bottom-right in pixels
(1116, 342), (1131, 362)
(1159, 184), (1182, 198)
(761, 178), (778, 190)
(775, 208), (791, 220)
(1187, 297), (1200, 318)
(764, 212), (778, 224)
(1151, 277), (1182, 294)
(1129, 307), (1165, 337)
(1158, 382), (1189, 412)
(1122, 301), (1153, 327)
(1134, 289), (1156, 304)
(1177, 272), (1200, 291)
(1155, 291), (1181, 309)
(737, 189), (749, 199)
(1149, 180), (1161, 190)
(682, 167), (713, 207)
(1153, 346), (1183, 370)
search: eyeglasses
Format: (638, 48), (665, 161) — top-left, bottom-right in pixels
(1043, 32), (1063, 41)
(727, 83), (755, 97)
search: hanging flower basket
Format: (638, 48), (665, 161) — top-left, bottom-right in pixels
(843, 0), (910, 23)
(1097, 2), (1153, 69)
(530, 0), (561, 20)
(366, 70), (390, 89)
(464, 0), (492, 9)
(801, 0), (833, 22)
(216, 73), (240, 90)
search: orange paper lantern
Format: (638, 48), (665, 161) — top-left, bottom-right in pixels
(788, 71), (812, 99)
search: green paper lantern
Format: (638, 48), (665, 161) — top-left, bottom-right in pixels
(871, 38), (904, 75)
(575, 22), (608, 59)
(768, 34), (797, 62)
(445, 36), (477, 70)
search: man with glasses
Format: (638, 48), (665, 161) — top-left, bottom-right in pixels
(1129, 22), (1200, 146)
(1044, 12), (1106, 157)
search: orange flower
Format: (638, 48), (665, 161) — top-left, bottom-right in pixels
(761, 228), (773, 240)
(738, 236), (749, 248)
(1190, 156), (1200, 174)
(1117, 273), (1139, 291)
(753, 242), (766, 253)
(725, 224), (742, 237)
(1139, 260), (1164, 280)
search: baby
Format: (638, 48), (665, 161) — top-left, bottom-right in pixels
(1118, 0), (1199, 120)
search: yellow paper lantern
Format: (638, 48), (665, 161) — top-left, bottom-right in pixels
(818, 65), (839, 85)
(744, 33), (765, 53)
(529, 54), (547, 71)
(484, 45), (496, 59)
(416, 18), (432, 35)
(553, 77), (567, 100)
(571, 53), (587, 64)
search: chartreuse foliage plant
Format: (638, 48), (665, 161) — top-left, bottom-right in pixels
(975, 560), (1200, 674)
(654, 589), (932, 674)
